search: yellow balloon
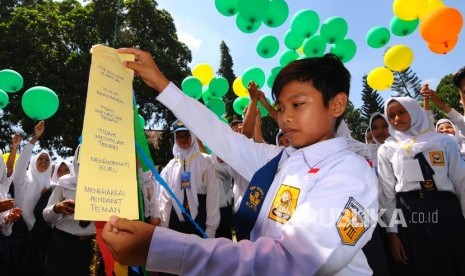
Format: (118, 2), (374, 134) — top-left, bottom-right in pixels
(3, 153), (19, 169)
(367, 67), (394, 91)
(233, 77), (249, 97)
(393, 0), (427, 20)
(384, 44), (414, 72)
(418, 0), (445, 20)
(192, 63), (214, 85)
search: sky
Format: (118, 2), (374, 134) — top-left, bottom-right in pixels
(154, 0), (465, 108)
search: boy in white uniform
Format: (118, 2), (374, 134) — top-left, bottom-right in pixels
(102, 49), (379, 275)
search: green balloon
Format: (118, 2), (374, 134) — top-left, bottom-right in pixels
(390, 16), (419, 37)
(206, 97), (226, 116)
(279, 49), (299, 67)
(236, 13), (262, 33)
(0, 89), (9, 109)
(233, 97), (250, 115)
(284, 29), (305, 50)
(242, 67), (265, 88)
(263, 0), (288, 28)
(290, 9), (320, 39)
(215, 0), (239, 16)
(201, 87), (213, 103)
(257, 99), (270, 118)
(21, 86), (59, 120)
(303, 35), (326, 57)
(366, 26), (390, 48)
(138, 114), (146, 128)
(267, 66), (282, 89)
(256, 35), (280, 59)
(181, 76), (202, 100)
(209, 76), (229, 98)
(219, 116), (229, 125)
(320, 16), (348, 44)
(330, 38), (357, 63)
(0, 69), (23, 93)
(238, 0), (269, 24)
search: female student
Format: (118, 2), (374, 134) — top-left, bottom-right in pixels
(435, 118), (465, 159)
(378, 97), (465, 275)
(103, 50), (378, 275)
(158, 120), (220, 238)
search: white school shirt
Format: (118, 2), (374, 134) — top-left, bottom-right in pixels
(138, 168), (161, 220)
(158, 153), (220, 238)
(145, 82), (378, 275)
(377, 135), (465, 233)
(212, 158), (233, 208)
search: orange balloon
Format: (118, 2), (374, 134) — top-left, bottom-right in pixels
(420, 7), (463, 43)
(427, 36), (458, 54)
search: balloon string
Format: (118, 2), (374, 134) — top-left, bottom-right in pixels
(135, 142), (208, 239)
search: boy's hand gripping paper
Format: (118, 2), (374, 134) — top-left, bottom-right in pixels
(75, 44), (138, 221)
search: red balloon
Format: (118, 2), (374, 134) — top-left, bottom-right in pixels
(427, 36), (458, 54)
(420, 7), (463, 44)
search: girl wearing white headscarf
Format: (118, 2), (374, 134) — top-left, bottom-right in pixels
(377, 97), (465, 275)
(159, 120), (220, 238)
(367, 112), (390, 173)
(435, 118), (465, 159)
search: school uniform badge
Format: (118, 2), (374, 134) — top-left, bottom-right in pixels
(429, 151), (445, 166)
(336, 197), (374, 246)
(269, 184), (300, 224)
(245, 186), (264, 212)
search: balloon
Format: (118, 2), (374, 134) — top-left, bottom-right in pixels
(263, 0), (288, 28)
(181, 76), (202, 99)
(366, 26), (390, 48)
(279, 49), (299, 67)
(256, 35), (280, 59)
(390, 16), (419, 36)
(303, 35), (326, 57)
(201, 87), (213, 103)
(0, 89), (9, 109)
(320, 16), (348, 44)
(418, 0), (445, 20)
(238, 0), (269, 24)
(206, 97), (226, 116)
(284, 29), (305, 50)
(236, 13), (262, 34)
(192, 63), (214, 85)
(242, 67), (265, 88)
(393, 0), (427, 20)
(367, 67), (394, 91)
(209, 76), (229, 98)
(384, 44), (414, 72)
(233, 77), (249, 97)
(219, 116), (229, 125)
(21, 86), (59, 120)
(2, 153), (19, 169)
(138, 114), (146, 128)
(330, 39), (357, 63)
(0, 69), (23, 93)
(290, 9), (320, 39)
(233, 97), (250, 115)
(419, 7), (463, 44)
(267, 66), (282, 89)
(257, 99), (270, 117)
(427, 36), (458, 54)
(215, 0), (239, 16)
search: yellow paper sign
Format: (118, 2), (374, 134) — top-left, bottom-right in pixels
(75, 44), (138, 221)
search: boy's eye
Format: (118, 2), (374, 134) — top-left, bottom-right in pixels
(292, 102), (304, 108)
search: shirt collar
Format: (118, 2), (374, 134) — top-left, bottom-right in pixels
(287, 137), (347, 168)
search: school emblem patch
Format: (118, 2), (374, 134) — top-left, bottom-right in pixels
(336, 197), (374, 246)
(245, 186), (264, 212)
(429, 151), (445, 166)
(269, 184), (300, 224)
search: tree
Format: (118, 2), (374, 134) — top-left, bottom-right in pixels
(217, 41), (237, 122)
(391, 68), (422, 100)
(360, 75), (384, 121)
(345, 100), (367, 142)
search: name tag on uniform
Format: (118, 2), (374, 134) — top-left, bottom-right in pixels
(403, 158), (424, 182)
(181, 171), (191, 189)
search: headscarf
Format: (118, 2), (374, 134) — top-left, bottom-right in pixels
(51, 159), (74, 186)
(56, 145), (80, 190)
(369, 112), (388, 145)
(27, 150), (53, 190)
(275, 129), (285, 146)
(166, 129), (201, 221)
(436, 118), (465, 158)
(383, 97), (447, 177)
(336, 120), (373, 161)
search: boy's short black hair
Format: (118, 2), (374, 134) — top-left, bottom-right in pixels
(271, 54), (351, 129)
(452, 66), (465, 88)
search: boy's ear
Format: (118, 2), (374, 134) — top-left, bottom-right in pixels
(331, 92), (348, 118)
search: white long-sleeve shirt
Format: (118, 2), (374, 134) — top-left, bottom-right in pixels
(145, 82), (378, 275)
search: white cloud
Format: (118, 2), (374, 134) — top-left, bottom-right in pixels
(179, 32), (202, 51)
